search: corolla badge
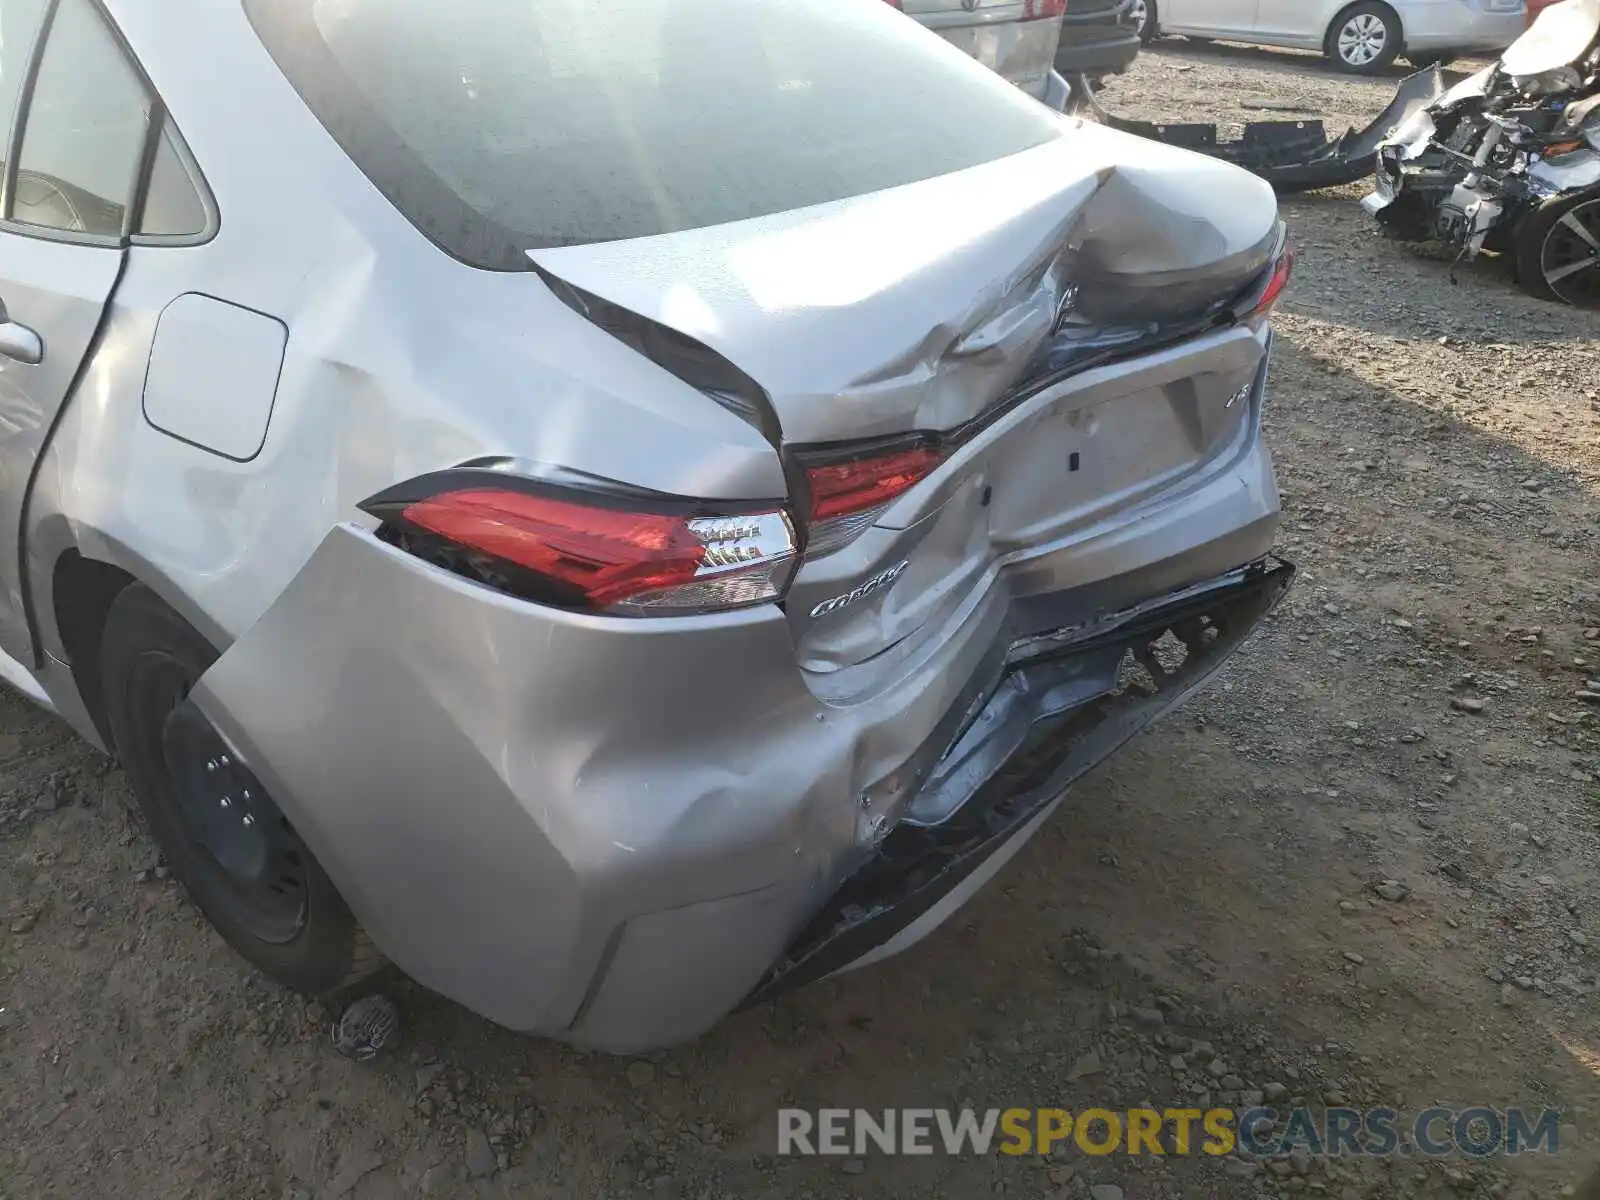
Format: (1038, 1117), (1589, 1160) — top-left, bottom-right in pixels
(809, 560), (910, 619)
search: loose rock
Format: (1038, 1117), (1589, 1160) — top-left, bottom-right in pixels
(1068, 1050), (1104, 1080)
(415, 1062), (445, 1093)
(325, 1150), (385, 1198)
(464, 1128), (497, 1179)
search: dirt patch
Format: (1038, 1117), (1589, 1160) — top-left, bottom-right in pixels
(2, 41), (1598, 1200)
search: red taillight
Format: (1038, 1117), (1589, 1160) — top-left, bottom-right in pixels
(1023, 0), (1067, 17)
(1249, 248), (1294, 321)
(370, 480), (797, 615)
(806, 446), (944, 523)
(403, 490), (704, 608)
(801, 444), (945, 558)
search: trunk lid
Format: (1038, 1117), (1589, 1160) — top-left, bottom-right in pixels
(530, 122), (1277, 446)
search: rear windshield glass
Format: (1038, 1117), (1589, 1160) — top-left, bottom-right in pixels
(244, 0), (1063, 267)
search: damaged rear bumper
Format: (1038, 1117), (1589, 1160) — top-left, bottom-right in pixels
(191, 438), (1282, 1053)
(747, 557), (1293, 1002)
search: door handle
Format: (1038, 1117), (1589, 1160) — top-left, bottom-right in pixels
(0, 320), (42, 365)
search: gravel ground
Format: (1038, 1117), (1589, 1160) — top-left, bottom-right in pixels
(2, 41), (1599, 1200)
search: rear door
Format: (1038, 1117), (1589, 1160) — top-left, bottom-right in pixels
(0, 0), (167, 661)
(1161, 0), (1262, 37)
(1250, 0), (1342, 43)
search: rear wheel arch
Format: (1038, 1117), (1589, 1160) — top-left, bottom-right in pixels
(46, 543), (231, 748)
(99, 581), (384, 994)
(51, 550), (137, 749)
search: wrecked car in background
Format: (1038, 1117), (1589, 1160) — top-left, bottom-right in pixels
(0, 0), (1291, 1052)
(1364, 0), (1600, 305)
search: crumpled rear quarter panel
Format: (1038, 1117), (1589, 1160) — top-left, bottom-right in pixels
(190, 524), (1006, 1042)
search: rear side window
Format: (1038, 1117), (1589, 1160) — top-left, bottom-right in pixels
(4, 0), (210, 241)
(246, 0), (1064, 268)
(12, 0), (150, 236)
(137, 119), (208, 238)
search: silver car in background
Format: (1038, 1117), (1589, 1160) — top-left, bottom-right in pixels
(1141, 0), (1525, 73)
(0, 0), (1292, 1051)
(898, 0), (1067, 97)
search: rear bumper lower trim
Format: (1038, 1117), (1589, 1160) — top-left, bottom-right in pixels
(744, 556), (1294, 1003)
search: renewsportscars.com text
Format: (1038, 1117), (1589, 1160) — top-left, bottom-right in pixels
(777, 1107), (1561, 1158)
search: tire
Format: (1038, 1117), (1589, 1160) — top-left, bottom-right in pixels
(1515, 189), (1600, 308)
(101, 584), (384, 995)
(1129, 0), (1158, 42)
(1325, 2), (1400, 74)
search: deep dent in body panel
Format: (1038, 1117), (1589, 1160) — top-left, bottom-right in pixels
(191, 364), (1280, 1050)
(530, 127), (1278, 445)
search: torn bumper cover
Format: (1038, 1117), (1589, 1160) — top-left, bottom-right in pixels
(1081, 67), (1446, 193)
(746, 556), (1294, 1003)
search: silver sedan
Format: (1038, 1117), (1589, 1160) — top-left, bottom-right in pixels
(0, 0), (1291, 1050)
(1140, 0), (1526, 72)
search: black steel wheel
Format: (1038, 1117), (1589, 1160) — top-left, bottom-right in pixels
(101, 584), (384, 993)
(1517, 191), (1600, 307)
(161, 698), (309, 944)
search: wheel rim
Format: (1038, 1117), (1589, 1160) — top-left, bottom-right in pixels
(1337, 13), (1387, 65)
(161, 695), (309, 944)
(1129, 0), (1149, 33)
(1540, 200), (1600, 306)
